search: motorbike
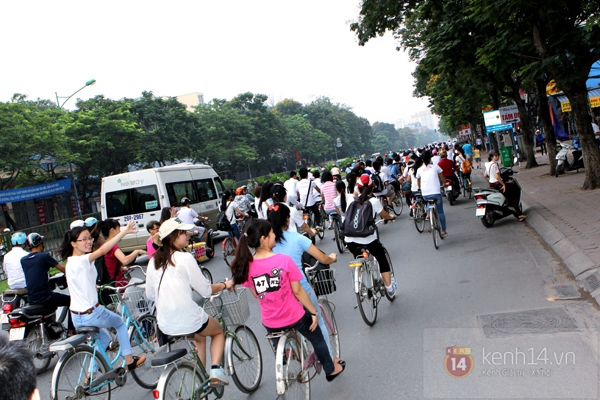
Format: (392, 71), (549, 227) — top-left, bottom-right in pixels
(7, 273), (69, 374)
(190, 218), (215, 259)
(2, 290), (27, 331)
(474, 168), (522, 228)
(555, 142), (585, 177)
(443, 178), (460, 206)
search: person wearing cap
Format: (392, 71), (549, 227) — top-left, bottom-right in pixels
(146, 218), (234, 385)
(416, 151), (448, 237)
(22, 233), (76, 334)
(84, 217), (105, 251)
(346, 174), (397, 298)
(535, 129), (547, 155)
(177, 197), (208, 244)
(3, 232), (29, 293)
(59, 219), (147, 371)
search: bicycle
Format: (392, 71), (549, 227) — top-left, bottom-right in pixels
(427, 198), (443, 250)
(348, 220), (396, 327)
(462, 175), (473, 199)
(316, 203), (326, 241)
(222, 217), (247, 267)
(412, 192), (427, 233)
(49, 282), (164, 399)
(151, 287), (263, 399)
(330, 212), (345, 254)
(300, 207), (317, 245)
(186, 237), (213, 283)
(303, 261), (340, 359)
(390, 187), (404, 216)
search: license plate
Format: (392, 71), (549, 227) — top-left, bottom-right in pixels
(349, 262), (362, 268)
(446, 186), (452, 190)
(9, 327), (25, 341)
(0, 314), (7, 324)
(476, 207), (486, 217)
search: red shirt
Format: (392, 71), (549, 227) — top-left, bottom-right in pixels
(438, 158), (457, 179)
(104, 245), (127, 286)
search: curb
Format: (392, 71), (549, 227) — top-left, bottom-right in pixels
(522, 200), (600, 303)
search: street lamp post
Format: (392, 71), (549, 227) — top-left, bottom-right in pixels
(55, 79), (96, 216)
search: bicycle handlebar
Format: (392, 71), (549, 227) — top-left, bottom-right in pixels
(99, 280), (146, 293)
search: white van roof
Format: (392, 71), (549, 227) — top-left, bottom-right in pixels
(102, 163), (212, 180)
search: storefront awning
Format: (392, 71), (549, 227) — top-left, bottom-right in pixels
(554, 89), (600, 112)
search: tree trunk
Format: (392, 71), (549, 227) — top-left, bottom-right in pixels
(562, 84), (600, 189)
(535, 80), (557, 175)
(511, 91), (538, 169)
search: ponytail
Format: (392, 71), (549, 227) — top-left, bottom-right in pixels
(230, 219), (272, 285)
(335, 180), (348, 213)
(357, 184), (372, 205)
(58, 227), (88, 261)
(266, 203), (290, 244)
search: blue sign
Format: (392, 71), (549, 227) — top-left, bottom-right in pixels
(485, 124), (513, 133)
(0, 179), (72, 203)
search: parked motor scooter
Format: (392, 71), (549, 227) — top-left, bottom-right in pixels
(555, 143), (585, 176)
(474, 168), (522, 228)
(443, 178), (460, 206)
(7, 273), (69, 374)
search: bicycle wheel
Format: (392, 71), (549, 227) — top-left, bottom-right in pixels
(280, 334), (310, 400)
(305, 217), (317, 245)
(355, 265), (377, 326)
(129, 314), (162, 389)
(223, 237), (235, 267)
(52, 345), (111, 400)
(333, 219), (345, 253)
(316, 213), (325, 240)
(26, 326), (52, 374)
(160, 361), (205, 400)
(320, 300), (340, 359)
(201, 265), (213, 284)
(431, 208), (440, 250)
(392, 192), (404, 215)
(229, 325), (263, 393)
(382, 248), (396, 302)
(414, 203), (426, 233)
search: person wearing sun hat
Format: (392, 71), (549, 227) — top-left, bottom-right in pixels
(145, 218), (235, 385)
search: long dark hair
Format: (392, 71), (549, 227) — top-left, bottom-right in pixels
(100, 218), (120, 238)
(266, 203), (290, 244)
(220, 191), (232, 212)
(159, 207), (172, 225)
(230, 219), (272, 285)
(411, 157), (423, 178)
(258, 182), (273, 211)
(58, 227), (89, 260)
(152, 230), (180, 270)
(422, 150), (432, 165)
(346, 172), (356, 194)
(335, 180), (348, 213)
(357, 183), (373, 205)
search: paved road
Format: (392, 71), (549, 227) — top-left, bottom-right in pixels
(13, 181), (600, 399)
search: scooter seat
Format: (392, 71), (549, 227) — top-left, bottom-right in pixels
(76, 326), (100, 334)
(15, 304), (55, 318)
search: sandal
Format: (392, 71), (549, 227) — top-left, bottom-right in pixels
(518, 215), (527, 222)
(326, 359), (346, 382)
(126, 355), (146, 372)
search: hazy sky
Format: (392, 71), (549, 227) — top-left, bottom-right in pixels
(1, 0), (431, 125)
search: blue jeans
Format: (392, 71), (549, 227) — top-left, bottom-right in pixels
(230, 223), (241, 240)
(301, 279), (332, 358)
(423, 193), (446, 232)
(71, 305), (132, 357)
(266, 309), (335, 375)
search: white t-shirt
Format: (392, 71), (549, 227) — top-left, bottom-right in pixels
(416, 164), (443, 196)
(146, 251), (212, 335)
(406, 167), (419, 192)
(373, 170), (389, 197)
(488, 161), (500, 184)
(288, 206), (304, 233)
(344, 197), (383, 245)
(432, 155), (441, 166)
(312, 178), (322, 203)
(256, 199), (272, 220)
(297, 179), (316, 208)
(177, 207), (198, 225)
(3, 247), (28, 289)
(333, 194), (355, 222)
(225, 201), (237, 223)
(593, 123), (600, 138)
(284, 178), (299, 206)
(66, 254), (100, 312)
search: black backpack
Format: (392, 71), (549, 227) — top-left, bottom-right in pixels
(341, 197), (376, 238)
(216, 211), (231, 231)
(95, 255), (120, 305)
(372, 172), (385, 193)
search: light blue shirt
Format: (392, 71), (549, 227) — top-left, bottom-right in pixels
(273, 230), (312, 289)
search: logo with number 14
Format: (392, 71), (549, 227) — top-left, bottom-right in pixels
(445, 346), (473, 378)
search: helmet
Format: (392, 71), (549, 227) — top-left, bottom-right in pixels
(235, 188), (243, 196)
(181, 197), (191, 206)
(356, 174), (373, 189)
(11, 232), (27, 246)
(26, 233), (44, 248)
(84, 217), (98, 227)
(241, 185), (248, 190)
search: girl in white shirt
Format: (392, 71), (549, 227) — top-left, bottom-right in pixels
(59, 220), (146, 371)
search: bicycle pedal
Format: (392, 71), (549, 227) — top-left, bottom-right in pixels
(208, 380), (225, 388)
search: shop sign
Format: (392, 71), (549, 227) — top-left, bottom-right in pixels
(590, 96), (600, 108)
(561, 101), (572, 112)
(499, 105), (520, 124)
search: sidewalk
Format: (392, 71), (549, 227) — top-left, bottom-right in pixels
(484, 153), (600, 302)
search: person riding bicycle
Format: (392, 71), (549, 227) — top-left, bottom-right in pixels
(297, 168), (322, 228)
(267, 203), (337, 358)
(146, 218), (235, 385)
(320, 171), (338, 230)
(344, 174), (397, 298)
(234, 187), (253, 216)
(58, 220), (146, 371)
(270, 182), (316, 238)
(455, 146), (472, 187)
(437, 149), (460, 191)
(372, 161), (395, 205)
(230, 219), (346, 382)
(221, 191), (248, 240)
(416, 151), (448, 237)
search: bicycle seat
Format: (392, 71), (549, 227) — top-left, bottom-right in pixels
(150, 348), (188, 367)
(426, 199), (437, 204)
(77, 326), (100, 334)
(265, 330), (288, 339)
(49, 334), (88, 352)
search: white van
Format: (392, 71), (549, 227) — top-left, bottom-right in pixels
(100, 163), (227, 252)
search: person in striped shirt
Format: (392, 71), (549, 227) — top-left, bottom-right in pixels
(320, 170), (338, 230)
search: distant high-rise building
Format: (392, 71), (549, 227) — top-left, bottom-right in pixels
(163, 92), (204, 112)
(395, 119), (406, 129)
(410, 110), (436, 130)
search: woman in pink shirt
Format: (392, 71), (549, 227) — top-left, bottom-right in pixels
(320, 171), (338, 229)
(230, 219), (345, 382)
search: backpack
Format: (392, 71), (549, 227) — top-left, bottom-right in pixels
(341, 197), (376, 238)
(461, 158), (472, 174)
(216, 210), (231, 231)
(95, 255), (120, 305)
(372, 172), (385, 193)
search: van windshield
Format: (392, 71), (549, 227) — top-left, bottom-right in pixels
(105, 185), (161, 218)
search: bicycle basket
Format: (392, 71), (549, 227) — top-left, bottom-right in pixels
(203, 286), (250, 327)
(110, 289), (151, 319)
(306, 268), (337, 297)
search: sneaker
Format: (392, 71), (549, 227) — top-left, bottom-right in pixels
(386, 285), (397, 298)
(209, 367), (230, 386)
